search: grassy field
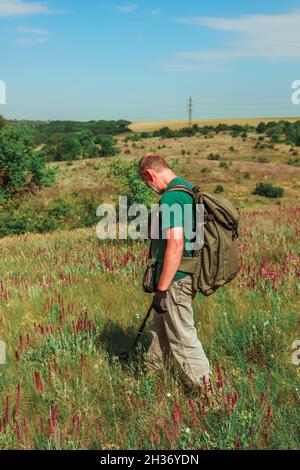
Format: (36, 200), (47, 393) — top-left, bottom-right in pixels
(0, 123), (299, 449)
(42, 128), (300, 210)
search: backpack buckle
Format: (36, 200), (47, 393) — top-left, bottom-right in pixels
(205, 213), (215, 223)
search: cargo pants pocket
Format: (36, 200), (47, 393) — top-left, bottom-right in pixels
(171, 275), (195, 305)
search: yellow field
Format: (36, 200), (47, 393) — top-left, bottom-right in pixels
(130, 117), (300, 132)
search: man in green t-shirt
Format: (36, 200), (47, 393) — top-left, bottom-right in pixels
(151, 175), (195, 285)
(139, 153), (210, 387)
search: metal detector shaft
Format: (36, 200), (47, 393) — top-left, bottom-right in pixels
(131, 301), (154, 352)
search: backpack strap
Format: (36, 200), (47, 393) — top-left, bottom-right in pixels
(147, 183), (199, 274)
(166, 184), (195, 197)
(147, 235), (192, 263)
(165, 183), (198, 265)
(168, 185), (217, 225)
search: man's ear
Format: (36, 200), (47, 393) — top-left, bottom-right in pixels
(144, 168), (155, 181)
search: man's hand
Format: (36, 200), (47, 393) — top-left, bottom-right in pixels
(153, 289), (168, 314)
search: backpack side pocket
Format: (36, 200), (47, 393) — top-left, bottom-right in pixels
(142, 261), (158, 293)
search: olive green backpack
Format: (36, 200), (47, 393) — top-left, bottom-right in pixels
(167, 184), (240, 296)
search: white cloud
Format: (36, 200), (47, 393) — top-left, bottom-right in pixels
(0, 0), (54, 17)
(12, 25), (50, 46)
(17, 27), (49, 35)
(173, 10), (300, 61)
(0, 2), (58, 45)
(14, 36), (49, 45)
(114, 4), (137, 14)
(154, 59), (216, 72)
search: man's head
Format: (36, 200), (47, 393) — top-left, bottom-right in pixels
(139, 153), (176, 194)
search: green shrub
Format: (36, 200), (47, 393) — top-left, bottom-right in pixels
(201, 167), (211, 173)
(0, 193), (98, 236)
(110, 157), (179, 208)
(55, 134), (81, 161)
(256, 121), (266, 134)
(0, 127), (56, 198)
(140, 131), (151, 139)
(0, 114), (8, 129)
(95, 135), (120, 157)
(219, 161), (229, 169)
(153, 127), (175, 138)
(270, 134), (280, 144)
(252, 183), (284, 198)
(214, 185), (224, 194)
(287, 158), (300, 166)
(230, 131), (240, 138)
(255, 142), (264, 149)
(128, 134), (141, 142)
(50, 197), (71, 218)
(207, 153), (220, 161)
(110, 159), (153, 207)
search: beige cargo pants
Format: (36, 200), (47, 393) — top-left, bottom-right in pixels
(145, 275), (210, 385)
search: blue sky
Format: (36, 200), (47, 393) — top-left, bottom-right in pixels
(0, 0), (300, 121)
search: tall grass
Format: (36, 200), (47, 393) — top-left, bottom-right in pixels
(0, 206), (299, 449)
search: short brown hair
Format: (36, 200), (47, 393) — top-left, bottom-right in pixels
(139, 153), (170, 178)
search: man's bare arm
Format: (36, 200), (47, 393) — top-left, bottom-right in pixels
(157, 227), (184, 291)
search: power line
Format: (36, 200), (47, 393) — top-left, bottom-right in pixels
(188, 96), (192, 127)
(128, 98), (299, 122)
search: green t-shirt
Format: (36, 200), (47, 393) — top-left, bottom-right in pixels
(152, 177), (195, 284)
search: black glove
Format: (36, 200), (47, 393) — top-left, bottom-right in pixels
(153, 289), (168, 314)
